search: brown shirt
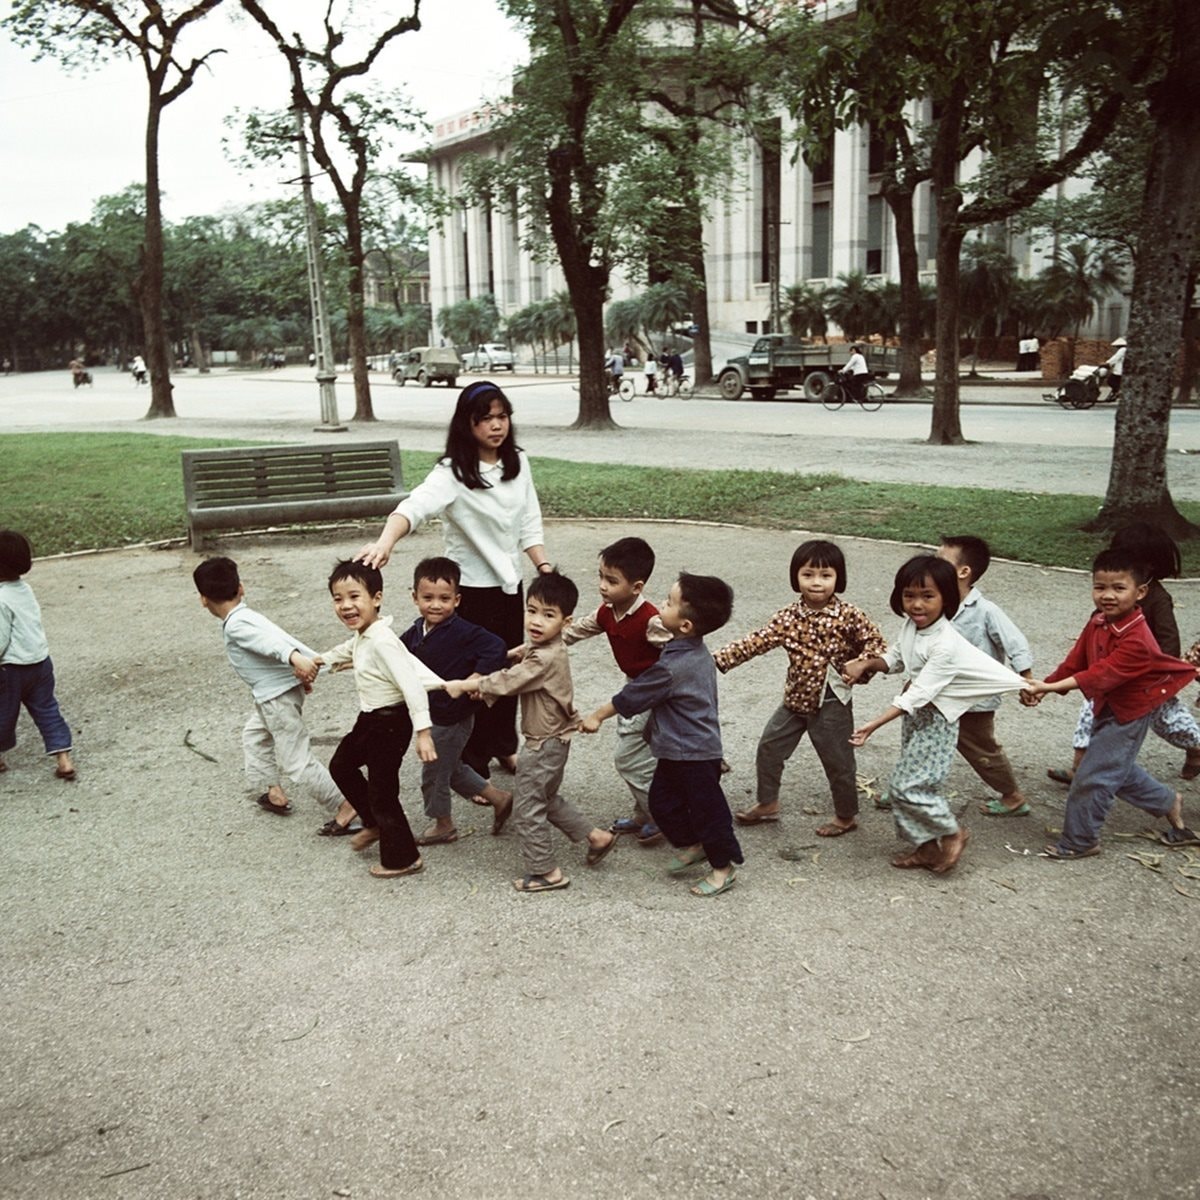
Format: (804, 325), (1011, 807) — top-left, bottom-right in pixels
(713, 597), (888, 715)
(477, 636), (578, 748)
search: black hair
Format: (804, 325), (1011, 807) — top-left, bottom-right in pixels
(328, 559), (383, 595)
(442, 382), (520, 490)
(889, 555), (960, 620)
(1109, 522), (1180, 581)
(940, 534), (991, 583)
(600, 536), (655, 585)
(413, 556), (461, 591)
(0, 529), (33, 579)
(676, 572), (734, 636)
(1092, 547), (1150, 586)
(790, 539), (847, 593)
(528, 569), (578, 617)
(193, 556), (240, 602)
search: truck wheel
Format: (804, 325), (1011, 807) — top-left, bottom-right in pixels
(749, 388), (776, 401)
(420, 370), (431, 388)
(804, 370), (833, 402)
(717, 370), (744, 400)
(393, 371), (405, 387)
(447, 377), (457, 389)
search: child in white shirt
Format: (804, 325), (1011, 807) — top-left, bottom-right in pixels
(842, 555), (1028, 874)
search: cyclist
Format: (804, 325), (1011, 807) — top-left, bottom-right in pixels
(839, 344), (869, 406)
(664, 347), (684, 395)
(606, 349), (625, 395)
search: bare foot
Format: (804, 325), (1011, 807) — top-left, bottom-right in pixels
(931, 826), (971, 874)
(734, 803), (780, 825)
(815, 817), (858, 837)
(1166, 791), (1186, 829)
(54, 751), (76, 781)
(333, 799), (357, 826)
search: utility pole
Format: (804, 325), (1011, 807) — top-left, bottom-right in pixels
(295, 107), (345, 433)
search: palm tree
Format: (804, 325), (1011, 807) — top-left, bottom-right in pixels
(637, 282), (689, 354)
(546, 291), (577, 372)
(505, 305), (539, 373)
(959, 241), (1017, 375)
(1040, 240), (1125, 367)
(783, 282), (828, 340)
(605, 298), (643, 357)
(824, 270), (877, 342)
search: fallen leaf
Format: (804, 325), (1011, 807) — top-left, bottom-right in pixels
(832, 1030), (871, 1044)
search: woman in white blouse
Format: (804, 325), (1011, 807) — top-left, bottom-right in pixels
(357, 381), (553, 778)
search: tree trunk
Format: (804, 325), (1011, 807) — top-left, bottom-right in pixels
(190, 321), (210, 373)
(1088, 0), (1200, 537)
(344, 206), (376, 422)
(930, 220), (966, 444)
(140, 93), (176, 419)
(886, 184), (925, 396)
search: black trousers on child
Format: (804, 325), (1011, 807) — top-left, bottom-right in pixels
(329, 706), (419, 870)
(457, 584), (523, 777)
(649, 758), (744, 871)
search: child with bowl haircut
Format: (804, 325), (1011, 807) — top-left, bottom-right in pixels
(936, 535), (1036, 817)
(844, 555), (1029, 875)
(443, 570), (617, 893)
(399, 556), (514, 844)
(561, 536), (670, 843)
(1025, 548), (1199, 860)
(194, 555), (348, 824)
(317, 560), (442, 879)
(581, 573), (742, 898)
(714, 539), (886, 838)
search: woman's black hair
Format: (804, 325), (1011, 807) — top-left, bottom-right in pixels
(1109, 521), (1180, 581)
(789, 539), (847, 593)
(889, 554), (960, 620)
(442, 381), (520, 490)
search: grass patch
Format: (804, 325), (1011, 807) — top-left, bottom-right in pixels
(5, 433), (1200, 572)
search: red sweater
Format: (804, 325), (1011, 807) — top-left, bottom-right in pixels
(1045, 607), (1196, 722)
(597, 600), (661, 678)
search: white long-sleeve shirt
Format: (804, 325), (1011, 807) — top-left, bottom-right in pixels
(883, 615), (1027, 723)
(320, 615), (442, 729)
(394, 452), (544, 594)
(0, 580), (51, 665)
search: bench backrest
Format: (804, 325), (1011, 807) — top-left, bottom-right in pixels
(182, 442), (402, 511)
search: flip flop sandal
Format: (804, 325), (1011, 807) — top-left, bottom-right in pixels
(256, 793), (291, 816)
(514, 873), (570, 893)
(978, 799), (1031, 817)
(1160, 826), (1200, 848)
(734, 809), (780, 825)
(667, 847), (709, 875)
(317, 819), (361, 837)
(610, 817), (643, 834)
(416, 828), (460, 845)
(691, 870), (736, 897)
(1038, 843), (1101, 860)
(585, 835), (618, 866)
(815, 820), (858, 837)
(370, 860), (424, 878)
(1046, 768), (1074, 786)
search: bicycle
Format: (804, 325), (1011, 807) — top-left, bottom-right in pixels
(822, 375), (883, 412)
(661, 373), (693, 399)
(608, 374), (636, 401)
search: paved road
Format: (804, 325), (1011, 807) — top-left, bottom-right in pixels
(5, 365), (1200, 499)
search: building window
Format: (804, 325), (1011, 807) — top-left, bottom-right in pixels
(810, 201), (831, 280)
(806, 133), (833, 186)
(745, 320), (758, 334)
(867, 195), (884, 275)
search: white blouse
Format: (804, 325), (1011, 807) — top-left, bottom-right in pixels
(395, 451), (544, 594)
(883, 616), (1027, 723)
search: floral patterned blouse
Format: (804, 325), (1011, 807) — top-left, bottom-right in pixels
(713, 598), (887, 714)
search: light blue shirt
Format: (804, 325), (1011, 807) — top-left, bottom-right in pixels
(950, 587), (1034, 713)
(0, 580), (51, 665)
(221, 602), (316, 704)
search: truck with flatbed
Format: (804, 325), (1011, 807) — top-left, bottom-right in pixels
(716, 336), (897, 402)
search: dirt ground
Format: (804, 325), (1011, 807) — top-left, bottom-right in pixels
(2, 519), (1200, 1199)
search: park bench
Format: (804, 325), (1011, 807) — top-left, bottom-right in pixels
(181, 441), (406, 550)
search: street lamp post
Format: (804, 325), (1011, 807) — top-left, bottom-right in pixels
(294, 107), (346, 433)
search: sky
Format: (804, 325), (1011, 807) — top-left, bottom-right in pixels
(0, 0), (527, 234)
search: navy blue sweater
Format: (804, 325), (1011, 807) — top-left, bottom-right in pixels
(399, 613), (508, 725)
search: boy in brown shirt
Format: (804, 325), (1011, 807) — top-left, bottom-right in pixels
(443, 571), (616, 892)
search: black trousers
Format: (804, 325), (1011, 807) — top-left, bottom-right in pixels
(649, 758), (744, 870)
(457, 584), (523, 777)
(329, 707), (419, 870)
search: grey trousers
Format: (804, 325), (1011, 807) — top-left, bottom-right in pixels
(512, 737), (593, 876)
(613, 709), (656, 824)
(421, 716), (490, 819)
(755, 695), (858, 820)
(242, 685), (343, 811)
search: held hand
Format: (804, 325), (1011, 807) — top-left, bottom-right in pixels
(1018, 687), (1042, 707)
(848, 725), (873, 746)
(415, 730), (437, 763)
(290, 653), (318, 684)
(1023, 678), (1051, 697)
(578, 715), (602, 735)
(507, 643), (529, 662)
(442, 679), (468, 699)
(841, 658), (872, 685)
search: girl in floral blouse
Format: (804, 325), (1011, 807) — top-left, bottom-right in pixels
(713, 540), (887, 837)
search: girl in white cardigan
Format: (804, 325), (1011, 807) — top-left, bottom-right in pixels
(843, 555), (1028, 874)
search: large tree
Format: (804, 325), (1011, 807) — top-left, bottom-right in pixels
(1088, 0), (1200, 535)
(236, 0), (423, 421)
(5, 0), (227, 418)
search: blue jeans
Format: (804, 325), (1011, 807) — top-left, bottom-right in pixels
(0, 657), (72, 755)
(1059, 709), (1175, 852)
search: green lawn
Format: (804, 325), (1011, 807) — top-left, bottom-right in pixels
(4, 432), (1199, 572)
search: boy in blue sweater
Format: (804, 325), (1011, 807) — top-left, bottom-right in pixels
(581, 573), (742, 897)
(400, 557), (514, 843)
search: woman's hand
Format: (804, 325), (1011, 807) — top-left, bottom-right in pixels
(355, 541), (391, 569)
